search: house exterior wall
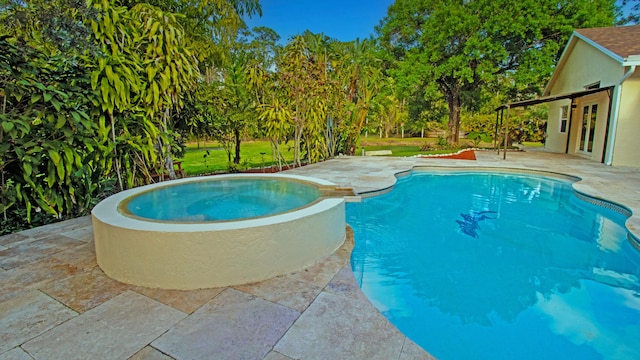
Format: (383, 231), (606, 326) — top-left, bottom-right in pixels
(549, 40), (622, 94)
(546, 40), (622, 162)
(545, 100), (571, 153)
(611, 73), (640, 166)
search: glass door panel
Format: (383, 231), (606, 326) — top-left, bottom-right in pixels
(579, 104), (597, 154)
(588, 104), (597, 153)
(580, 106), (588, 152)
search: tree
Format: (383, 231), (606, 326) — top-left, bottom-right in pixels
(185, 27), (279, 170)
(0, 1), (112, 228)
(334, 38), (384, 153)
(258, 33), (391, 160)
(274, 34), (333, 166)
(259, 97), (291, 171)
(218, 50), (256, 166)
(0, 0), (260, 232)
(377, 0), (617, 144)
(0, 0), (98, 54)
(87, 0), (199, 187)
(0, 36), (108, 226)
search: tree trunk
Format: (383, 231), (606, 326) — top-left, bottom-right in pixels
(233, 128), (241, 164)
(294, 125), (303, 167)
(163, 134), (177, 180)
(165, 155), (177, 179)
(445, 85), (462, 144)
(162, 110), (177, 180)
(271, 138), (283, 171)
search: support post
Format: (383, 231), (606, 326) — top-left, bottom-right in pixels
(503, 105), (510, 160)
(565, 99), (575, 154)
(494, 109), (502, 154)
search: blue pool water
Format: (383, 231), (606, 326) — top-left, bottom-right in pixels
(126, 178), (321, 221)
(347, 171), (640, 360)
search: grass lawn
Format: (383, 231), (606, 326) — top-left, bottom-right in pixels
(179, 137), (498, 176)
(180, 140), (295, 176)
(360, 137), (430, 146)
(358, 137), (495, 157)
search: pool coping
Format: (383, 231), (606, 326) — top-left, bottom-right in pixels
(92, 173), (344, 232)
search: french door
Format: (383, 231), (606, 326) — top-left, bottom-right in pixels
(579, 104), (598, 153)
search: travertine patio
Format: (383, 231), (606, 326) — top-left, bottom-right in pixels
(1, 150), (639, 359)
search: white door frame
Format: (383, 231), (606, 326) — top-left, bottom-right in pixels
(577, 102), (599, 154)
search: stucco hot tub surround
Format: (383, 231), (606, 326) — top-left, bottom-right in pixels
(91, 174), (348, 290)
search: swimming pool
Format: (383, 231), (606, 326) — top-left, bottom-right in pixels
(347, 170), (640, 360)
(124, 178), (322, 222)
(92, 174), (346, 289)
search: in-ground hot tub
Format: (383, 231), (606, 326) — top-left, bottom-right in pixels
(91, 174), (347, 289)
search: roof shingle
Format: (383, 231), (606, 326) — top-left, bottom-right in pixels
(576, 25), (640, 59)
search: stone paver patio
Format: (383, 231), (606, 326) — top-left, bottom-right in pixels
(1, 150), (639, 359)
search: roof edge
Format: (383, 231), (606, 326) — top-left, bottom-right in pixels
(544, 30), (627, 96)
(623, 54), (640, 66)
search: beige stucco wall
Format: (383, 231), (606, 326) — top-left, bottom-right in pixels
(546, 39), (622, 161)
(611, 73), (640, 167)
(549, 41), (622, 95)
(545, 100), (571, 153)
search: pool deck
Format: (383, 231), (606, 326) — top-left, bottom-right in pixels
(1, 150), (639, 359)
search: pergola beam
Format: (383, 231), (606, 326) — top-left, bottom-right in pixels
(495, 86), (613, 111)
(494, 86), (614, 159)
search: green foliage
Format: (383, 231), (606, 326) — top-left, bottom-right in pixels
(462, 112), (496, 135)
(111, 0), (262, 79)
(509, 106), (548, 143)
(270, 34), (334, 165)
(0, 0), (231, 232)
(256, 33), (389, 163)
(467, 131), (494, 147)
(178, 25), (282, 172)
(0, 35), (109, 224)
(259, 97), (292, 170)
(419, 135), (461, 152)
(87, 0), (201, 188)
(331, 37), (388, 154)
(0, 0), (98, 54)
(377, 0), (617, 144)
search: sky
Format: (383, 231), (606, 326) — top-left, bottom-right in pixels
(243, 0), (395, 43)
(244, 1), (636, 44)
